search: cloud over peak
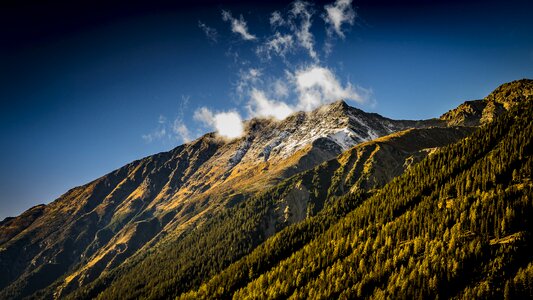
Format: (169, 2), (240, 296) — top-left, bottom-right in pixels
(244, 65), (372, 124)
(147, 0), (365, 143)
(294, 65), (366, 111)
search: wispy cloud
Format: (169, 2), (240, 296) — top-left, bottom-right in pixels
(192, 1), (364, 139)
(172, 95), (192, 143)
(198, 21), (218, 43)
(221, 10), (257, 41)
(272, 79), (290, 99)
(256, 32), (294, 60)
(142, 128), (166, 143)
(172, 119), (191, 143)
(323, 0), (356, 38)
(236, 68), (262, 99)
(261, 1), (320, 62)
(142, 96), (194, 144)
(289, 0), (318, 61)
(142, 115), (168, 143)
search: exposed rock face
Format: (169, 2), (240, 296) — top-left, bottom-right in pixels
(1, 79), (530, 299)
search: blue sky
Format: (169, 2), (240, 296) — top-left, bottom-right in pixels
(1, 0), (532, 219)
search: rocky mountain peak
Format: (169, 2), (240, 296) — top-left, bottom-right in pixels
(319, 99), (350, 112)
(440, 78), (532, 126)
(220, 100), (438, 176)
(485, 78), (533, 109)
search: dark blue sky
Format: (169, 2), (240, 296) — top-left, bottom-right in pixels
(1, 0), (532, 219)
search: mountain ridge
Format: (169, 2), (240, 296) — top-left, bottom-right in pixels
(2, 97), (441, 299)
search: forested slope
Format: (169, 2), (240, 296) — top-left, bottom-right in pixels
(183, 97), (532, 299)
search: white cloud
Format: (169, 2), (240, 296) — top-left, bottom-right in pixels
(323, 40), (333, 56)
(248, 68), (261, 78)
(254, 0), (358, 62)
(257, 32), (294, 60)
(194, 107), (244, 139)
(222, 10), (257, 41)
(244, 65), (370, 121)
(214, 111), (244, 139)
(324, 0), (356, 38)
(187, 65), (371, 140)
(289, 0), (318, 61)
(190, 64), (371, 140)
(172, 95), (194, 143)
(247, 89), (294, 120)
(198, 21), (218, 43)
(293, 65), (367, 111)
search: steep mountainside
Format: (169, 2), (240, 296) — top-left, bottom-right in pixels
(0, 79), (530, 299)
(182, 85), (533, 299)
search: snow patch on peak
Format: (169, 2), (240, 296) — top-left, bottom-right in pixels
(224, 101), (410, 168)
(327, 128), (359, 150)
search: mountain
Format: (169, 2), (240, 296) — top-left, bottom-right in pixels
(0, 99), (438, 299)
(0, 79), (531, 299)
(56, 126), (474, 300)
